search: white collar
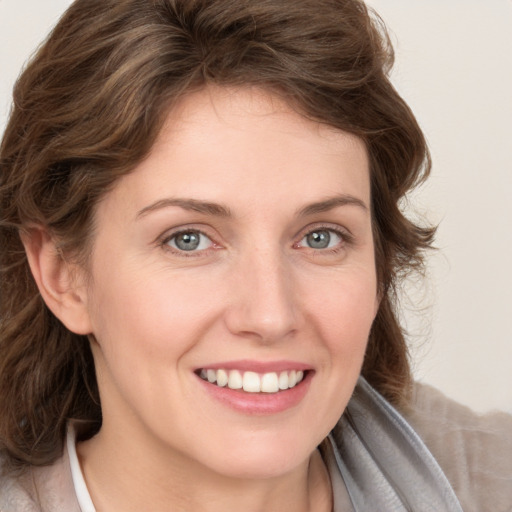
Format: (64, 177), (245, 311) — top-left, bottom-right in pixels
(67, 427), (96, 512)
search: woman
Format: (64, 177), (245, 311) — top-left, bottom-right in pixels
(0, 0), (510, 511)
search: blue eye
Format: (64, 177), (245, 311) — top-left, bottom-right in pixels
(167, 231), (213, 252)
(299, 229), (342, 249)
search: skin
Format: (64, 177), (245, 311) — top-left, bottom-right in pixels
(26, 86), (379, 511)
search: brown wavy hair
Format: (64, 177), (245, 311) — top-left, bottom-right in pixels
(0, 0), (434, 470)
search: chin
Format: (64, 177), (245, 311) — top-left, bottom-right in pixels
(190, 428), (321, 480)
(210, 451), (310, 480)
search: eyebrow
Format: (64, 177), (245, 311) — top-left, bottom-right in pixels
(136, 198), (232, 219)
(136, 193), (368, 220)
(297, 194), (368, 216)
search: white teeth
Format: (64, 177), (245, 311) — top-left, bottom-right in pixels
(278, 371), (289, 390)
(243, 372), (261, 392)
(261, 372), (279, 393)
(199, 368), (306, 393)
(216, 369), (228, 387)
(228, 370), (243, 389)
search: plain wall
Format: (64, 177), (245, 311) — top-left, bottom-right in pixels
(365, 0), (512, 413)
(1, 0), (511, 412)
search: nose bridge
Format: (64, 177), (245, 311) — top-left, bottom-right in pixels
(225, 243), (299, 342)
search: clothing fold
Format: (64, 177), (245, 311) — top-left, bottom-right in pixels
(3, 377), (509, 511)
(326, 377), (463, 511)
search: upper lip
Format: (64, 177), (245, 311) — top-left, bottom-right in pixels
(195, 360), (312, 373)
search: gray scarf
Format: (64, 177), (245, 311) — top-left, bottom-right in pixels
(324, 377), (463, 511)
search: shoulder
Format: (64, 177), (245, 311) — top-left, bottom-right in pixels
(0, 455), (40, 511)
(0, 446), (80, 512)
(400, 382), (512, 512)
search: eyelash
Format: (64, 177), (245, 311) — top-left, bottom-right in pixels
(295, 225), (354, 254)
(160, 228), (218, 257)
(159, 224), (353, 257)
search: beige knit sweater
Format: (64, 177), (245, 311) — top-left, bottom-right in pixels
(401, 383), (512, 512)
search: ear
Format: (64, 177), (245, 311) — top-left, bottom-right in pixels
(20, 226), (93, 335)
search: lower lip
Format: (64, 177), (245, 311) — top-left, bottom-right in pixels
(197, 372), (313, 415)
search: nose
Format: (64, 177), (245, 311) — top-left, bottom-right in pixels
(224, 248), (300, 343)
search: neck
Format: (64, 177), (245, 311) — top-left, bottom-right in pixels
(77, 426), (332, 512)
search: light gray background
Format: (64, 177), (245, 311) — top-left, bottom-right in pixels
(1, 1), (511, 412)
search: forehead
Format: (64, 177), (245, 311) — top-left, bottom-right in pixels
(98, 86), (370, 219)
(158, 86), (367, 169)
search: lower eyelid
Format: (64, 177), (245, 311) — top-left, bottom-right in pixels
(297, 228), (350, 249)
(159, 226), (352, 255)
(161, 229), (215, 253)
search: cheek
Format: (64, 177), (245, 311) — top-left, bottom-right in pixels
(87, 266), (221, 364)
(85, 269), (221, 424)
(306, 270), (378, 347)
(297, 272), (377, 439)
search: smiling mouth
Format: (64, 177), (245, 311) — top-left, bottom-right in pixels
(197, 368), (307, 393)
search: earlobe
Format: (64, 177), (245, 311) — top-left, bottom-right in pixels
(20, 226), (92, 335)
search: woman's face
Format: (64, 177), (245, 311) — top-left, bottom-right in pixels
(82, 87), (378, 479)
